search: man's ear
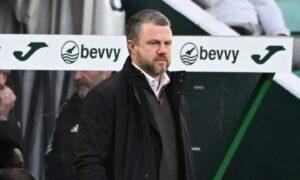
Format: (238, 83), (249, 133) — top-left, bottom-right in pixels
(127, 40), (136, 54)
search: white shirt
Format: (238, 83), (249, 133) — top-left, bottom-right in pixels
(132, 62), (170, 99)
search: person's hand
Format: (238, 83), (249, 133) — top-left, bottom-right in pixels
(0, 86), (16, 121)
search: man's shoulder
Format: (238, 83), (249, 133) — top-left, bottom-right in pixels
(93, 71), (127, 94)
(57, 92), (83, 115)
(84, 72), (129, 109)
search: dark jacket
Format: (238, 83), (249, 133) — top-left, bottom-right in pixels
(45, 92), (83, 180)
(0, 111), (23, 169)
(74, 57), (195, 180)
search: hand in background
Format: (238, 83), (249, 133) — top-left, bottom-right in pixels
(0, 86), (16, 121)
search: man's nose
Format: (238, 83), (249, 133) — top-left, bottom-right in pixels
(72, 71), (83, 80)
(157, 44), (167, 54)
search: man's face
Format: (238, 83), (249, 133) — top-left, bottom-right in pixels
(72, 71), (111, 98)
(0, 71), (10, 90)
(129, 23), (172, 78)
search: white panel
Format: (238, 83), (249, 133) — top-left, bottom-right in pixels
(93, 0), (125, 35)
(0, 35), (293, 72)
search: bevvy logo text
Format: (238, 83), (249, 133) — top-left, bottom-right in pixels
(61, 41), (121, 64)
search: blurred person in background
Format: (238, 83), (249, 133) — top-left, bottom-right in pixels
(45, 71), (111, 180)
(193, 0), (290, 35)
(0, 71), (30, 179)
(0, 70), (22, 149)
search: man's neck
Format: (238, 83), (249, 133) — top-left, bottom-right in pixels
(131, 62), (161, 83)
(131, 61), (170, 98)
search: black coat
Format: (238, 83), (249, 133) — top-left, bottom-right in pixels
(74, 57), (195, 180)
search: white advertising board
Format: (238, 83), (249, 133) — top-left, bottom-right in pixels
(0, 35), (293, 72)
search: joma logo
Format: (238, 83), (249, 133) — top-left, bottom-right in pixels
(13, 42), (48, 61)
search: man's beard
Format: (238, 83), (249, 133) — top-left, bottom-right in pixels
(76, 82), (90, 99)
(137, 52), (170, 77)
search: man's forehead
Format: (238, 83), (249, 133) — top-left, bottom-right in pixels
(141, 23), (172, 31)
(139, 23), (172, 39)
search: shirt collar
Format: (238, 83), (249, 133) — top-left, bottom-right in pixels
(132, 62), (170, 98)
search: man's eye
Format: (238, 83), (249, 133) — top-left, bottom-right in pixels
(149, 41), (158, 45)
(165, 42), (172, 46)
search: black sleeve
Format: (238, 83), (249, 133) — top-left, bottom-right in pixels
(73, 89), (115, 180)
(45, 95), (80, 180)
(45, 130), (69, 180)
(44, 144), (62, 180)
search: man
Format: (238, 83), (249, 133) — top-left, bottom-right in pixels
(45, 71), (111, 180)
(74, 9), (195, 180)
(0, 70), (25, 175)
(0, 71), (16, 121)
(0, 70), (22, 148)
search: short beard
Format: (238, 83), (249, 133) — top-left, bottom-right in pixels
(143, 62), (167, 76)
(137, 53), (170, 77)
(76, 82), (90, 99)
(77, 90), (88, 99)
